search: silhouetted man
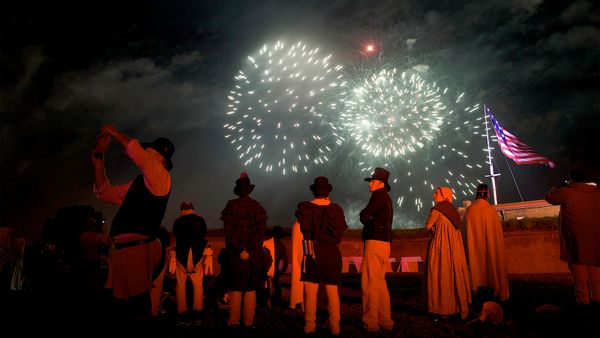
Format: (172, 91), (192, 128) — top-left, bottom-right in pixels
(360, 167), (394, 332)
(464, 184), (509, 306)
(546, 169), (600, 307)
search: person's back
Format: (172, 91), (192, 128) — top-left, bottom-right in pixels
(172, 202), (207, 326)
(295, 176), (348, 335)
(173, 213), (207, 263)
(547, 183), (599, 230)
(221, 172), (267, 329)
(545, 169), (600, 306)
(545, 174), (600, 265)
(464, 184), (509, 303)
(223, 197), (266, 253)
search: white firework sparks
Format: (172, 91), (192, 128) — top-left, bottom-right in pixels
(339, 68), (448, 158)
(338, 68), (485, 215)
(224, 40), (346, 175)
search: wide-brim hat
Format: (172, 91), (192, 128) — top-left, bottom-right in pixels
(364, 167), (391, 191)
(142, 137), (174, 171)
(310, 176), (333, 196)
(234, 172), (255, 196)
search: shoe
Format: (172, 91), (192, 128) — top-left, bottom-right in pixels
(190, 310), (203, 325)
(243, 325), (257, 334)
(381, 322), (394, 331)
(364, 324), (379, 332)
(227, 325), (241, 335)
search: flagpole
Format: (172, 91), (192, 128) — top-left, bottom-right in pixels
(502, 153), (525, 202)
(483, 104), (500, 205)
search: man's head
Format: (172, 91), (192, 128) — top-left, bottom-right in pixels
(180, 201), (195, 214)
(364, 167), (391, 192)
(475, 184), (489, 200)
(310, 176), (333, 198)
(234, 172), (255, 196)
(142, 137), (175, 171)
(180, 201), (194, 211)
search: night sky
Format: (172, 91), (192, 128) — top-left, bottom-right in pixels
(1, 0), (598, 237)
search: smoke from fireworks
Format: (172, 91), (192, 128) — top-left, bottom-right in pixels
(223, 40), (346, 175)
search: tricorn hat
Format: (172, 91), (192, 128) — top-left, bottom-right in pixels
(310, 176), (333, 196)
(142, 137), (175, 171)
(364, 167), (391, 191)
(234, 172), (255, 196)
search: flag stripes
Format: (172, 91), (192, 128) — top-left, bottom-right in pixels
(486, 106), (555, 168)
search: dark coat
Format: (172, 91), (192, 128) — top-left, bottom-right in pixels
(546, 183), (600, 265)
(172, 213), (207, 266)
(296, 201), (348, 284)
(360, 188), (393, 242)
(111, 174), (170, 238)
(221, 196), (268, 291)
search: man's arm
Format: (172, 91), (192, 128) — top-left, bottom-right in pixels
(545, 186), (567, 205)
(91, 131), (130, 205)
(424, 209), (440, 231)
(359, 193), (381, 226)
(101, 124), (170, 197)
(101, 124), (132, 150)
(92, 133), (110, 192)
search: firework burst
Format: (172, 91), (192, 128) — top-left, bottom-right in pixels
(223, 40), (346, 175)
(336, 67), (486, 219)
(338, 68), (446, 158)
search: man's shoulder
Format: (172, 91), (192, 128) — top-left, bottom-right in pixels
(296, 201), (313, 210)
(469, 199), (488, 208)
(228, 196), (266, 211)
(327, 202), (345, 214)
(372, 189), (391, 202)
(177, 213), (205, 222)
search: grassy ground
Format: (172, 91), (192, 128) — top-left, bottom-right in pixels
(3, 271), (597, 337)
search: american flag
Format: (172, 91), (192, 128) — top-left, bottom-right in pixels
(486, 106), (556, 168)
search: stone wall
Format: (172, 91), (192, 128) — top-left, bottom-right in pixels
(492, 199), (560, 221)
(205, 229), (568, 275)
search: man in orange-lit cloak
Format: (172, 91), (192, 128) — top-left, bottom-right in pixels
(464, 184), (509, 303)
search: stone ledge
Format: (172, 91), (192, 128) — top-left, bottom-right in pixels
(205, 229), (568, 275)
